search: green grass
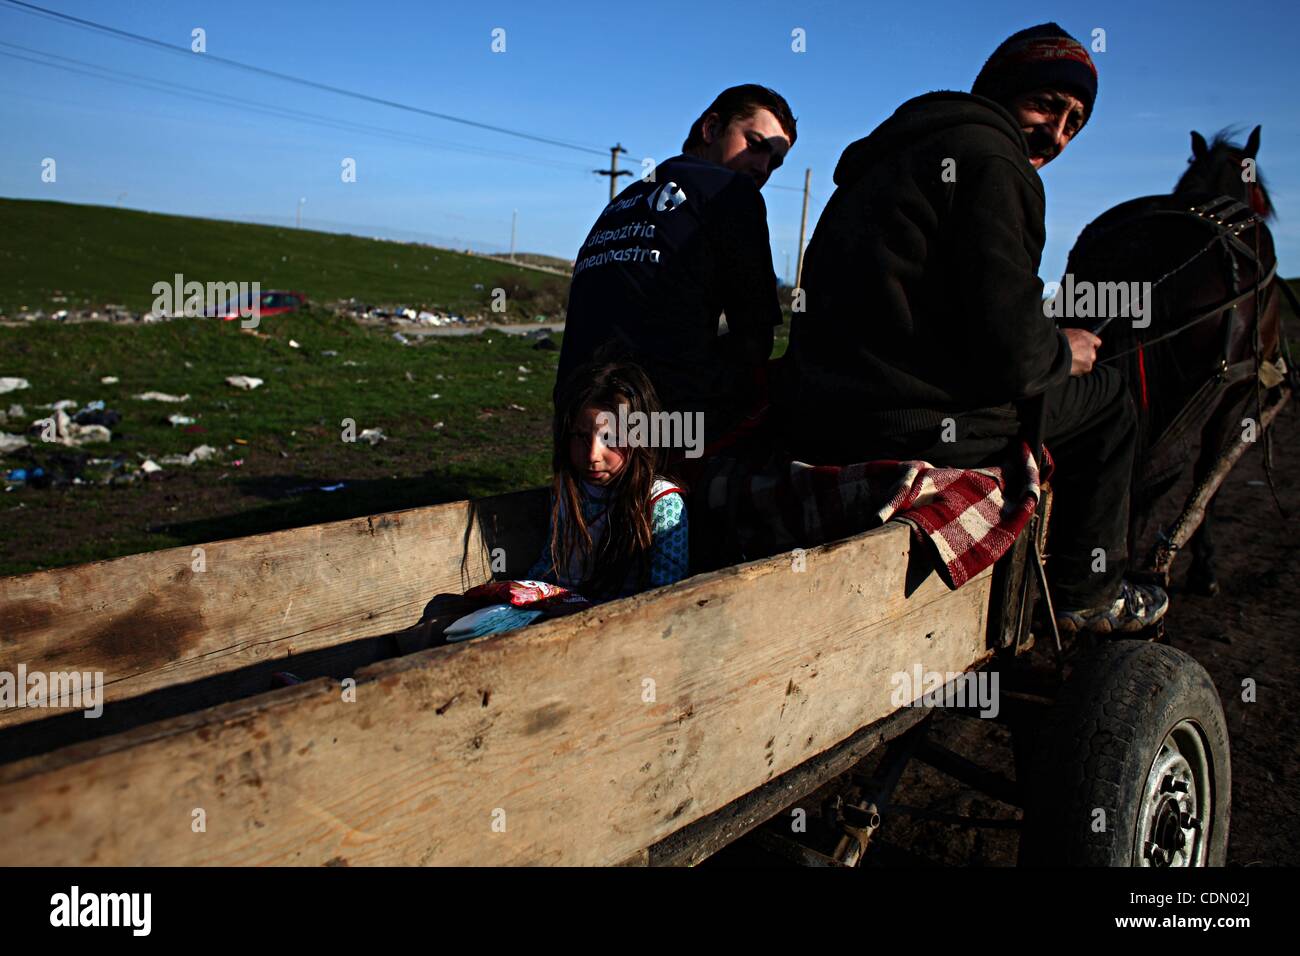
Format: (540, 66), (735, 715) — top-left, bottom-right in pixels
(0, 306), (560, 575)
(0, 198), (567, 319)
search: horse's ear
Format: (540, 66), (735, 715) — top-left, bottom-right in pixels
(1245, 125), (1261, 158)
(1190, 131), (1209, 159)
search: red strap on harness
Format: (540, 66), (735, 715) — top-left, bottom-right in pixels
(1136, 343), (1150, 410)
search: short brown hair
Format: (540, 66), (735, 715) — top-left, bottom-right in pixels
(682, 84), (797, 152)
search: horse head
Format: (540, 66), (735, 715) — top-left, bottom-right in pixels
(1175, 125), (1273, 219)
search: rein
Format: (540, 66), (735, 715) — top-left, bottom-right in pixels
(1098, 260), (1277, 365)
(1094, 197), (1273, 365)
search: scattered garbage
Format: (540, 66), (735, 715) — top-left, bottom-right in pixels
(101, 375), (119, 384)
(358, 428), (386, 445)
(134, 391), (190, 402)
(432, 421), (445, 430)
(7, 404), (24, 418)
(430, 393), (441, 400)
(158, 445), (218, 467)
(226, 375), (264, 390)
(140, 459), (162, 474)
(4, 466), (44, 489)
(0, 433), (29, 453)
(321, 350), (338, 357)
(288, 339), (300, 349)
(321, 483), (345, 492)
(404, 371), (416, 382)
(342, 360), (361, 367)
(392, 332), (412, 346)
(334, 299), (469, 329)
(518, 366), (531, 374)
(508, 403), (527, 412)
(29, 409), (112, 447)
(232, 459), (244, 467)
(0, 378), (31, 394)
(73, 401), (121, 428)
(167, 414), (197, 426)
(233, 438), (248, 445)
(37, 399), (80, 412)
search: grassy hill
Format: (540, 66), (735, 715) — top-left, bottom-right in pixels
(0, 198), (567, 318)
(0, 198), (576, 575)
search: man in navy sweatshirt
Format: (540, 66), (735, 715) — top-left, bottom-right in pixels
(558, 84), (795, 451)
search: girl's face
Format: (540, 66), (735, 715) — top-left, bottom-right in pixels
(569, 404), (626, 486)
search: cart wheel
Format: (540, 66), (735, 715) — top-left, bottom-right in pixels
(1020, 640), (1230, 866)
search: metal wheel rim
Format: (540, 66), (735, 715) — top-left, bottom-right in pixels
(1135, 718), (1212, 867)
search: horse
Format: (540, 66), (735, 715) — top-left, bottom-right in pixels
(1061, 125), (1286, 596)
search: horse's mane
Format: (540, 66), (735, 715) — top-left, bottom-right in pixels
(1174, 127), (1274, 219)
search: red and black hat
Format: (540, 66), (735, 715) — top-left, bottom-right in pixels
(972, 23), (1098, 122)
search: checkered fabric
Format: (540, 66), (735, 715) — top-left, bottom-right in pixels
(701, 442), (1050, 589)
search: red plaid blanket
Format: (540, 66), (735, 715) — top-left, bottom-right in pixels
(700, 442), (1050, 589)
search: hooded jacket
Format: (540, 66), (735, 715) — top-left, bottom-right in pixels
(780, 91), (1071, 462)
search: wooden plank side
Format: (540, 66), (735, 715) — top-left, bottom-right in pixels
(0, 523), (992, 865)
(0, 488), (549, 730)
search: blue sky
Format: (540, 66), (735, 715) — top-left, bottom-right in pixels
(1, 0), (1296, 284)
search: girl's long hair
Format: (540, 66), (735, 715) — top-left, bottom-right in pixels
(547, 361), (668, 601)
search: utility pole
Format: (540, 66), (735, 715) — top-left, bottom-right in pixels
(784, 250), (791, 286)
(594, 143), (631, 201)
(795, 169), (811, 289)
(510, 209), (517, 261)
(296, 196), (306, 229)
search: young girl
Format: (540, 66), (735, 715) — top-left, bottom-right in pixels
(443, 361), (688, 641)
(528, 360), (688, 600)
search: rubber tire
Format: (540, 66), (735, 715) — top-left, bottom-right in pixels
(1020, 640), (1230, 866)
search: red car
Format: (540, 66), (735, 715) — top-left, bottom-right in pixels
(215, 290), (308, 321)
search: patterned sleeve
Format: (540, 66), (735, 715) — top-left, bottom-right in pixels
(647, 492), (689, 587)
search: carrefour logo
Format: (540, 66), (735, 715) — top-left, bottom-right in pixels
(648, 181), (687, 213)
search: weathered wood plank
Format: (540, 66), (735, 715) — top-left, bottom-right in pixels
(0, 522), (992, 865)
(0, 488), (549, 730)
(644, 690), (940, 866)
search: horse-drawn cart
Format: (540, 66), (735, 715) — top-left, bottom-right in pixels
(0, 466), (1237, 866)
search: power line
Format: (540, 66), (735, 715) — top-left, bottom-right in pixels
(0, 42), (596, 174)
(0, 0), (614, 157)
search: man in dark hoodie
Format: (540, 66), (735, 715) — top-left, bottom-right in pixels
(779, 23), (1167, 634)
(557, 84), (795, 451)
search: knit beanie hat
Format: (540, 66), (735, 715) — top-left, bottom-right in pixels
(972, 23), (1098, 122)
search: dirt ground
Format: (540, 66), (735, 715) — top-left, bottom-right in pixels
(716, 394), (1300, 868)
